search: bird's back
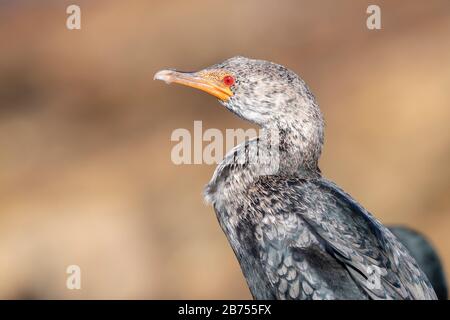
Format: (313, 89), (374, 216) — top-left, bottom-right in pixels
(213, 175), (437, 300)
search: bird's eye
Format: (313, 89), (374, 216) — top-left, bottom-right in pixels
(223, 75), (235, 87)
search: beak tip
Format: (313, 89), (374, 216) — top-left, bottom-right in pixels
(153, 70), (173, 83)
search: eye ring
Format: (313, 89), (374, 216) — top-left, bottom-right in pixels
(223, 75), (235, 87)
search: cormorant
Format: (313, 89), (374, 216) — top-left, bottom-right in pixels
(155, 56), (438, 300)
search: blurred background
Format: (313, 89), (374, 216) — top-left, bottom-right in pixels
(0, 0), (449, 299)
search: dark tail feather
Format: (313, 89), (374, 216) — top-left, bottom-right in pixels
(389, 225), (448, 300)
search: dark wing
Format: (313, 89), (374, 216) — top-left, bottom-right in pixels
(254, 208), (368, 299)
(290, 179), (437, 300)
(389, 226), (448, 300)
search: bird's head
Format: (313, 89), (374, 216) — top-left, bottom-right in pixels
(154, 56), (322, 129)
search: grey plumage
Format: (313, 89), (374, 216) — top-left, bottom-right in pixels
(389, 226), (447, 300)
(155, 56), (438, 300)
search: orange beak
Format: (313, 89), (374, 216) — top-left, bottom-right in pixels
(154, 69), (233, 101)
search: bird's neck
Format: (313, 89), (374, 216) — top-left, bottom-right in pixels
(204, 118), (324, 205)
(267, 118), (324, 174)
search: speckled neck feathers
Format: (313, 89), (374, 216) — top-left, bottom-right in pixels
(204, 57), (324, 205)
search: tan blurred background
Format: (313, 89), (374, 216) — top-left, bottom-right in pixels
(0, 0), (449, 299)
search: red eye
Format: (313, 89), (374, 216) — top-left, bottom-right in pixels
(223, 75), (235, 86)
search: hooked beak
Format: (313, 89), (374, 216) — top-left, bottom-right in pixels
(154, 69), (233, 101)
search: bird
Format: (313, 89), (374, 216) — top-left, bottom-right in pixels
(388, 226), (447, 300)
(154, 56), (438, 300)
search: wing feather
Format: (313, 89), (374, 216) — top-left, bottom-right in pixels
(292, 179), (437, 300)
